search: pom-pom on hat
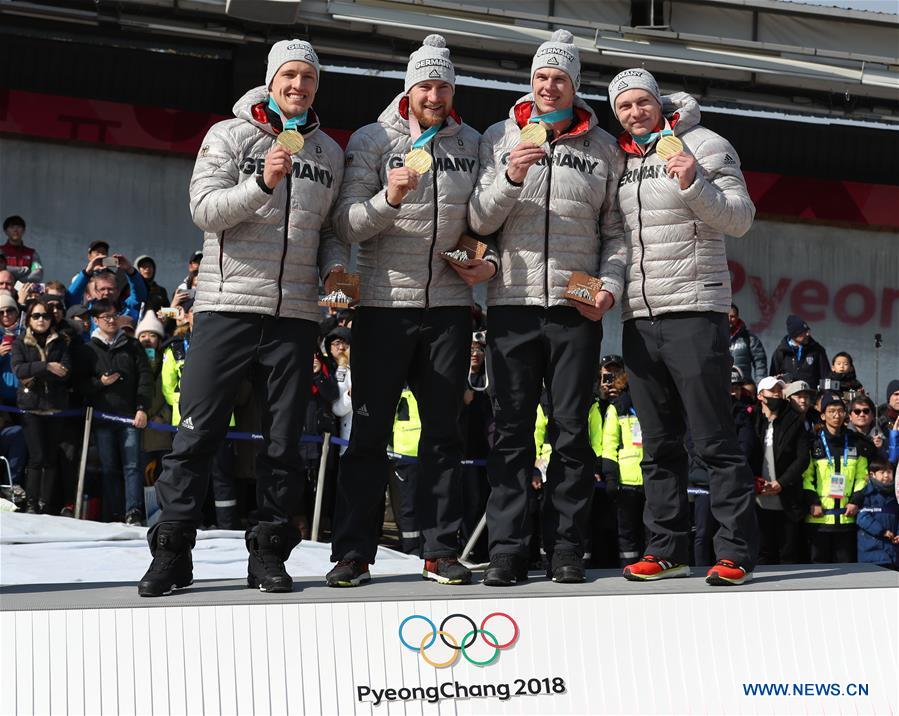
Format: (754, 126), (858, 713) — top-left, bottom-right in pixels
(531, 29), (581, 90)
(405, 35), (456, 92)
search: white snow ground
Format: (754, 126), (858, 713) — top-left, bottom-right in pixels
(0, 511), (421, 586)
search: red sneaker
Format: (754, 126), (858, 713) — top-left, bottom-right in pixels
(706, 559), (752, 586)
(623, 555), (691, 581)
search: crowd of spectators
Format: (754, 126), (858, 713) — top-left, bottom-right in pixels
(0, 213), (896, 569)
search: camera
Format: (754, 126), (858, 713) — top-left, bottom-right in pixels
(819, 378), (841, 392)
(601, 372), (614, 385)
(101, 257), (119, 269)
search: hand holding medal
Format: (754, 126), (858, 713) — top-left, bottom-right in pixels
(657, 133), (697, 190)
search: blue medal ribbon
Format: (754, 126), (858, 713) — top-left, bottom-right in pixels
(529, 106), (573, 124)
(411, 122), (441, 150)
(267, 96), (307, 131)
(632, 127), (673, 146)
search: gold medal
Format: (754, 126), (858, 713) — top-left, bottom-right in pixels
(276, 130), (305, 155)
(404, 148), (432, 175)
(519, 122), (547, 146)
(656, 134), (684, 161)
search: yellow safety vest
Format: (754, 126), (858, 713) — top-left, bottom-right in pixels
(534, 403), (604, 461)
(393, 389), (421, 457)
(601, 402), (644, 486)
(803, 430), (868, 526)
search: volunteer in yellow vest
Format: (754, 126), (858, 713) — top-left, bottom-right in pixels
(391, 388), (422, 554)
(601, 376), (646, 566)
(160, 304), (239, 530)
(803, 393), (868, 563)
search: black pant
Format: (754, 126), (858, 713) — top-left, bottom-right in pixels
(389, 461), (421, 554)
(460, 464), (490, 563)
(331, 307), (470, 563)
(692, 490), (719, 566)
(622, 313), (758, 568)
(617, 485), (647, 566)
(808, 526), (857, 564)
(151, 312), (316, 543)
(21, 413), (63, 470)
(756, 507), (806, 564)
(486, 306), (602, 558)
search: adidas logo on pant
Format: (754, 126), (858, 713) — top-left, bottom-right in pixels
(181, 416), (194, 430)
(355, 404), (370, 417)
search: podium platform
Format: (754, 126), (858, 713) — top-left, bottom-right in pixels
(2, 565), (897, 715)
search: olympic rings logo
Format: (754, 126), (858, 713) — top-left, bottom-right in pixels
(398, 612), (519, 668)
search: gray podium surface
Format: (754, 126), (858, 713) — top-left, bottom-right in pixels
(1, 564), (896, 612)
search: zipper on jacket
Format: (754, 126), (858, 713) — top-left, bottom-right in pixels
(635, 154), (654, 322)
(424, 140), (439, 309)
(543, 144), (555, 308)
(218, 230), (226, 292)
(274, 173), (292, 317)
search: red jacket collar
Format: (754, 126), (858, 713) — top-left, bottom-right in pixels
(251, 102), (320, 134)
(514, 101), (592, 140)
(617, 112), (681, 156)
(397, 95), (462, 127)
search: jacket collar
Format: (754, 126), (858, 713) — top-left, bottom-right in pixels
(379, 92), (464, 140)
(510, 93), (595, 142)
(616, 91), (700, 157)
(235, 86), (322, 139)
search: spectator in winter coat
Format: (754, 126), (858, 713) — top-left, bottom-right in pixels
(326, 327), (352, 456)
(11, 297), (71, 512)
(135, 256), (170, 315)
(803, 394), (868, 563)
(848, 395), (887, 461)
(0, 270), (16, 298)
(754, 376), (811, 564)
(1, 216), (43, 283)
(80, 299), (153, 524)
(769, 314), (828, 387)
(827, 352), (864, 399)
(728, 303), (767, 384)
(68, 259), (148, 327)
(856, 458), (898, 569)
(876, 379), (899, 441)
(0, 294), (20, 404)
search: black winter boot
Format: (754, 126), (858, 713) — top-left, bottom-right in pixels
(246, 524), (300, 592)
(25, 467), (41, 513)
(138, 522), (196, 597)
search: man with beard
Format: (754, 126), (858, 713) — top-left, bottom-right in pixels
(138, 39), (345, 596)
(326, 36), (490, 587)
(469, 30), (626, 585)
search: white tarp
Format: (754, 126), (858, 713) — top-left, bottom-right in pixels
(0, 512), (421, 586)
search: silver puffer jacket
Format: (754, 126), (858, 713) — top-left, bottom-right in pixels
(615, 92), (755, 321)
(189, 86), (345, 322)
(333, 93), (483, 308)
(468, 94), (626, 307)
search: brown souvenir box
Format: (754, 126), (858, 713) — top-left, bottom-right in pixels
(318, 272), (361, 309)
(563, 271), (604, 306)
(440, 235), (488, 267)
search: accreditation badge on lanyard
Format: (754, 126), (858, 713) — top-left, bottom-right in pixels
(821, 431), (849, 499)
(629, 409), (643, 448)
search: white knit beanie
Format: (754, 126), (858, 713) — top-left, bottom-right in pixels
(135, 311), (166, 340)
(531, 29), (581, 90)
(266, 39), (320, 89)
(608, 68), (662, 109)
(405, 35), (455, 92)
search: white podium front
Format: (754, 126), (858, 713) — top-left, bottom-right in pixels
(1, 565), (897, 715)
